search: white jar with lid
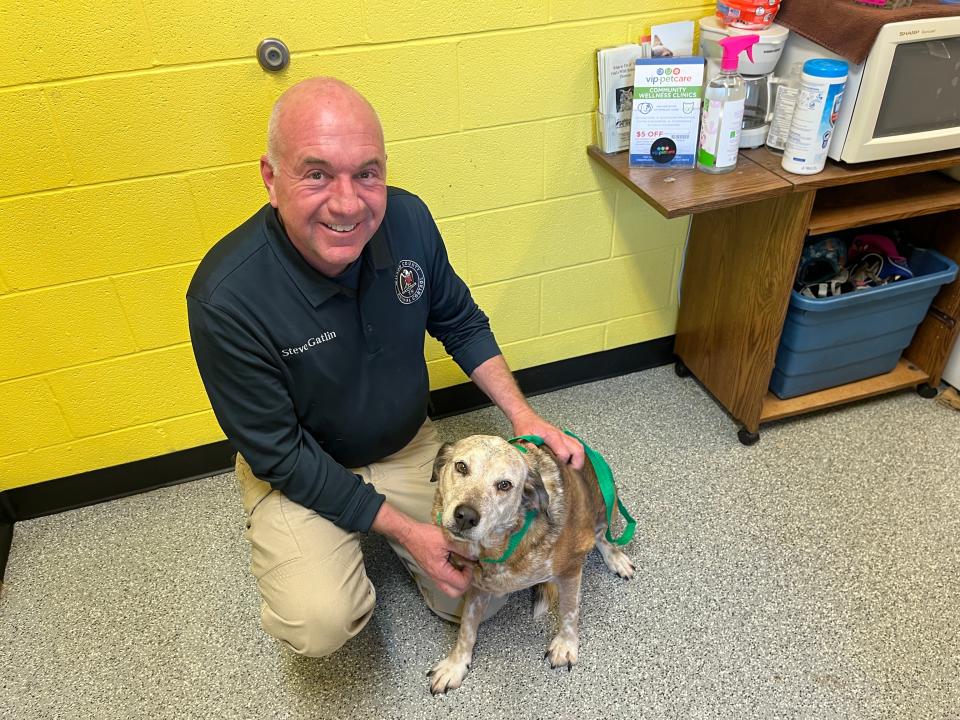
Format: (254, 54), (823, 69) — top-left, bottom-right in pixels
(781, 59), (848, 175)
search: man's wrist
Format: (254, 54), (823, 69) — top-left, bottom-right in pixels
(371, 502), (414, 545)
(505, 402), (536, 429)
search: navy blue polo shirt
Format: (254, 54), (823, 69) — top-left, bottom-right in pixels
(187, 187), (500, 532)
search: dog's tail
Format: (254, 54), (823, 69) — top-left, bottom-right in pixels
(531, 582), (557, 619)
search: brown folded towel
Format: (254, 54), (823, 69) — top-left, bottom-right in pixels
(776, 0), (960, 65)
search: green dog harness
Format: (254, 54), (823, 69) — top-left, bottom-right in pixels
(508, 430), (636, 546)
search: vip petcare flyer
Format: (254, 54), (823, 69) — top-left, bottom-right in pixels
(629, 58), (705, 167)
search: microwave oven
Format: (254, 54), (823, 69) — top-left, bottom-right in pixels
(776, 15), (960, 164)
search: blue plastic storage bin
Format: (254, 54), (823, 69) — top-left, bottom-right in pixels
(770, 247), (959, 399)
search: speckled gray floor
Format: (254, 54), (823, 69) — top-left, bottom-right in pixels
(2, 366), (959, 720)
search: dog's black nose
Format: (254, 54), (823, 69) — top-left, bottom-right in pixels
(453, 504), (480, 533)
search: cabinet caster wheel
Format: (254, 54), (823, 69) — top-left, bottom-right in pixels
(916, 383), (938, 399)
(737, 428), (760, 446)
(674, 359), (691, 378)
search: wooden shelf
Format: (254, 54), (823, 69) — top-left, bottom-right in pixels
(590, 146), (960, 221)
(807, 172), (960, 235)
(586, 145), (793, 218)
(741, 146), (960, 190)
(759, 359), (929, 424)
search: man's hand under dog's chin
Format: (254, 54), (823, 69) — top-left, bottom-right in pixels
(443, 535), (478, 572)
(372, 502), (476, 597)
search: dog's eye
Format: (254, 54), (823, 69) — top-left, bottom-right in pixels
(454, 461), (468, 475)
(496, 480), (512, 492)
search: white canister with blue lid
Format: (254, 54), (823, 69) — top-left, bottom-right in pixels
(781, 59), (849, 175)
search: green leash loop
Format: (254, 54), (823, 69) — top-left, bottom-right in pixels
(508, 430), (636, 547)
(508, 435), (543, 452)
(435, 509), (538, 564)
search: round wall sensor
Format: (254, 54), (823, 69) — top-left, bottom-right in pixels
(257, 39), (290, 72)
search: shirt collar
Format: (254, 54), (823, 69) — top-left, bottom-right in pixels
(368, 218), (393, 271)
(263, 205), (394, 307)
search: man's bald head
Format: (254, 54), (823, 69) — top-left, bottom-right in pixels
(266, 77), (384, 171)
(258, 76), (388, 277)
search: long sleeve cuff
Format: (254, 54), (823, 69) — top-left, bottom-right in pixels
(330, 480), (387, 533)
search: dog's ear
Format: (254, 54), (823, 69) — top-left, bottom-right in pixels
(430, 442), (453, 482)
(522, 468), (550, 520)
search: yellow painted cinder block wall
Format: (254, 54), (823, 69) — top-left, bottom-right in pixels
(0, 0), (711, 490)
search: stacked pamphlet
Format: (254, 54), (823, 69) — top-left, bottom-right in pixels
(595, 43), (644, 153)
(629, 57), (705, 168)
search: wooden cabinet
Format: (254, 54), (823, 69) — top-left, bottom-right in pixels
(588, 145), (960, 444)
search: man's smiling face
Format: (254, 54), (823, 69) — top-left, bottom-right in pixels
(261, 81), (387, 278)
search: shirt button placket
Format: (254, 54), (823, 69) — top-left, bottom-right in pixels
(362, 320), (380, 353)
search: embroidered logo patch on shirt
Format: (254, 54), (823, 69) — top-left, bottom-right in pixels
(395, 260), (425, 305)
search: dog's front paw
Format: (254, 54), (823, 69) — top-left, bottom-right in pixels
(599, 544), (636, 580)
(544, 634), (579, 671)
(428, 655), (471, 695)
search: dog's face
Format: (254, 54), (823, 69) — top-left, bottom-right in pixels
(432, 435), (547, 543)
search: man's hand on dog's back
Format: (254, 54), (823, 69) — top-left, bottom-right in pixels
(510, 409), (585, 470)
(469, 356), (584, 470)
(372, 502), (475, 597)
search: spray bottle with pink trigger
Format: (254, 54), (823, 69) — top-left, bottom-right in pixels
(697, 33), (760, 174)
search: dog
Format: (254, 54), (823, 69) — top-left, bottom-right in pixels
(427, 435), (635, 694)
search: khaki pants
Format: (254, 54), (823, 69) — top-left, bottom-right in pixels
(236, 418), (505, 657)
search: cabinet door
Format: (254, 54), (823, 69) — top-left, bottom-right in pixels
(675, 190), (815, 432)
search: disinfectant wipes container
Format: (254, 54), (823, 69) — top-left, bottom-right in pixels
(769, 247), (958, 399)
